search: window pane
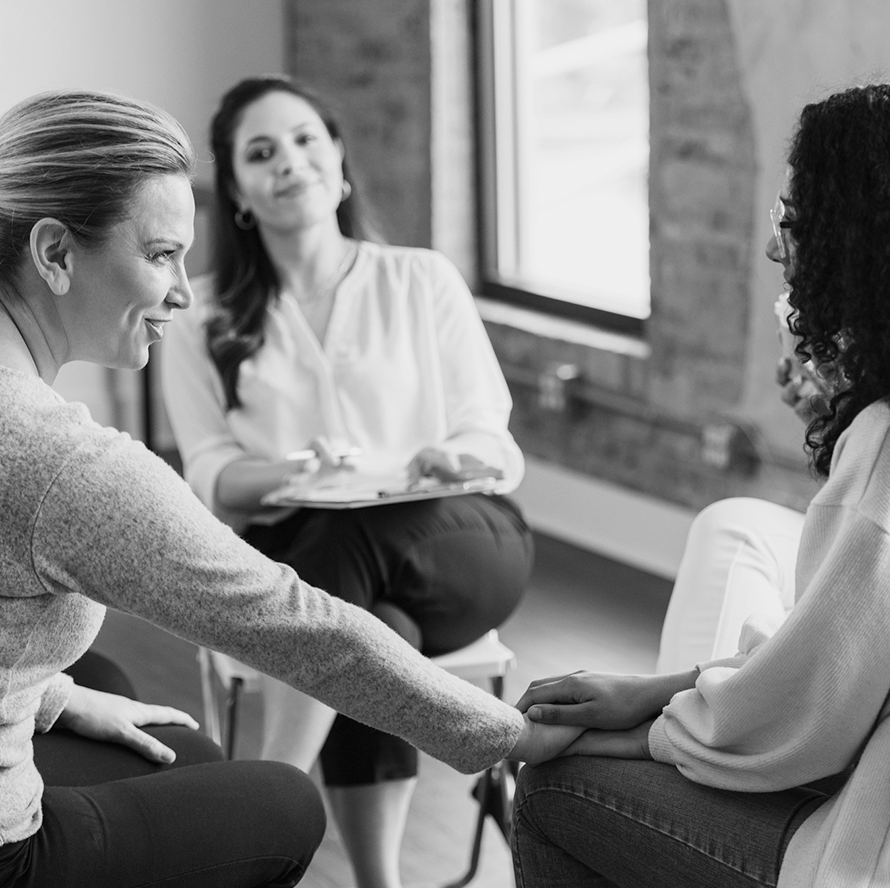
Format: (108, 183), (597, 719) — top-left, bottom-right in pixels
(487, 0), (649, 320)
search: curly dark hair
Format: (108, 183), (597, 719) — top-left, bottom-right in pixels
(785, 84), (890, 476)
(205, 75), (381, 410)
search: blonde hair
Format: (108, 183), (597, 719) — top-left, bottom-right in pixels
(0, 89), (195, 289)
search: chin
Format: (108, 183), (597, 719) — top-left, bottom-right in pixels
(107, 350), (151, 372)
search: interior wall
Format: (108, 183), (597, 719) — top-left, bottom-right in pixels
(285, 0), (433, 249)
(0, 0), (285, 432)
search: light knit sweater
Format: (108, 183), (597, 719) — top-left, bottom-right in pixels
(162, 242), (524, 531)
(649, 400), (890, 886)
(0, 366), (523, 846)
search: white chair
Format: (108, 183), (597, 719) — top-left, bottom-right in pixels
(197, 629), (517, 888)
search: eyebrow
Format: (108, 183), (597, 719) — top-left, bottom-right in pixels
(144, 237), (188, 250)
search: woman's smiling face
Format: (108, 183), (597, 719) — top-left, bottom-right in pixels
(62, 174), (195, 370)
(229, 90), (346, 235)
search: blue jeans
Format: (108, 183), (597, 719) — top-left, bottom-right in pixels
(511, 757), (836, 887)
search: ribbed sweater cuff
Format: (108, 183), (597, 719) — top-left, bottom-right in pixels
(647, 714), (674, 764)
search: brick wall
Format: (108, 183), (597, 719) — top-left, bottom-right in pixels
(285, 0), (433, 247)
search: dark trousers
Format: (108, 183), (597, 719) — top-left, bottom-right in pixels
(244, 493), (533, 786)
(0, 652), (326, 888)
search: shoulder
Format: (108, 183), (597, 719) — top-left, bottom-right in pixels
(0, 368), (123, 503)
(0, 368), (97, 446)
(357, 242), (463, 281)
(831, 400), (890, 470)
(818, 400), (890, 529)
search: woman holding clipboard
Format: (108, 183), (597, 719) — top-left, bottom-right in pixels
(162, 75), (531, 888)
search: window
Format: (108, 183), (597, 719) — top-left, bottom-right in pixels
(476, 0), (649, 333)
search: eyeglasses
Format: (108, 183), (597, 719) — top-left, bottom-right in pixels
(769, 193), (790, 261)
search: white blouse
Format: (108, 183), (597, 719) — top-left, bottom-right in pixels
(162, 241), (523, 527)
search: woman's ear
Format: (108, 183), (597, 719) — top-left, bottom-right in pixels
(29, 218), (73, 296)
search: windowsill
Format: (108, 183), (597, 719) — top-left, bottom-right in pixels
(475, 296), (650, 360)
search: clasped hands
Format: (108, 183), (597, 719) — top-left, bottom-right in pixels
(508, 669), (698, 765)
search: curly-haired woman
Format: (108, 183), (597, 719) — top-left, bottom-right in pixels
(512, 83), (890, 888)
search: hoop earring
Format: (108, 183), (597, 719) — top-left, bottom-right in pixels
(234, 208), (256, 230)
(340, 180), (352, 202)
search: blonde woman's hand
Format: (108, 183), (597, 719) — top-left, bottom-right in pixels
(56, 685), (199, 764)
(506, 715), (586, 765)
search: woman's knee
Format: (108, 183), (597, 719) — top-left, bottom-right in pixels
(691, 497), (802, 545)
(146, 725), (225, 767)
(236, 761), (327, 864)
(512, 759), (605, 864)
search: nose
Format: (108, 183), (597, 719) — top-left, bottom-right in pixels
(277, 141), (306, 176)
(765, 234), (783, 265)
(167, 262), (193, 311)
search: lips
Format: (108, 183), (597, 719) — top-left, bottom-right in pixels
(274, 180), (316, 198)
(145, 318), (167, 337)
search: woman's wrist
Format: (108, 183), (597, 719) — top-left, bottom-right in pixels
(648, 668), (699, 713)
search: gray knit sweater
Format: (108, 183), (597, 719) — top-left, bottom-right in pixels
(0, 367), (523, 845)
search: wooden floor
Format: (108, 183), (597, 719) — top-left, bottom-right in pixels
(91, 533), (672, 888)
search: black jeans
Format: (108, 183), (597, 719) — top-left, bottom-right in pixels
(0, 652), (326, 888)
(245, 493), (533, 786)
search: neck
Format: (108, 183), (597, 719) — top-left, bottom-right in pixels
(0, 288), (63, 384)
(258, 218), (352, 297)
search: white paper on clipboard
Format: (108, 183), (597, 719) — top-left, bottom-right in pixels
(260, 474), (500, 509)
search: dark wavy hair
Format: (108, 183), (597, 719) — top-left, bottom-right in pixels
(206, 75), (380, 409)
(785, 84), (890, 476)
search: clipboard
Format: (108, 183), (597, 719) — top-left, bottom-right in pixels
(261, 475), (499, 509)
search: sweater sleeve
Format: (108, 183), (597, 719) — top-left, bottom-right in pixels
(33, 672), (73, 734)
(426, 252), (524, 492)
(648, 507), (890, 791)
(30, 426), (523, 774)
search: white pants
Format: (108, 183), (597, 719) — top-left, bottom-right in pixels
(655, 497), (805, 674)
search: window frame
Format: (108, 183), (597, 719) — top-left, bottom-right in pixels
(472, 0), (647, 338)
